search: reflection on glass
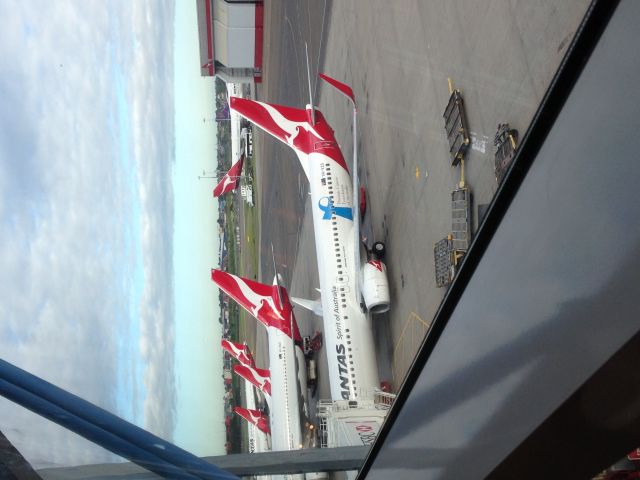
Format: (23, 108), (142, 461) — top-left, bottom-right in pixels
(1, 0), (598, 477)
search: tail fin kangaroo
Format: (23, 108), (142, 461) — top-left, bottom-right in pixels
(234, 364), (271, 397)
(212, 154), (244, 197)
(234, 407), (270, 435)
(229, 97), (349, 175)
(221, 339), (256, 368)
(211, 269), (302, 342)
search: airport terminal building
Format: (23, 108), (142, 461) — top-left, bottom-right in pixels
(196, 0), (264, 83)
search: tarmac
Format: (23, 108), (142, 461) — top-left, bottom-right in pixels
(249, 0), (591, 401)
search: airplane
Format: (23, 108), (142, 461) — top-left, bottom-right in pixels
(223, 340), (273, 457)
(212, 154), (245, 197)
(228, 68), (390, 403)
(211, 269), (310, 454)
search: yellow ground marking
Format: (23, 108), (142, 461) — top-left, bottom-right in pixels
(415, 166), (420, 179)
(392, 311), (431, 388)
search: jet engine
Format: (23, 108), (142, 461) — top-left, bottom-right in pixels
(361, 260), (390, 314)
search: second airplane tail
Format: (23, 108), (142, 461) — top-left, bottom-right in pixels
(211, 269), (303, 342)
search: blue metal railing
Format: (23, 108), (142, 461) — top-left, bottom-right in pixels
(0, 359), (237, 480)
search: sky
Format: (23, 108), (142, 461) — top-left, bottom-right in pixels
(173, 2), (224, 457)
(0, 0), (223, 468)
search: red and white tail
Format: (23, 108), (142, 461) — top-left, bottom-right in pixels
(229, 97), (349, 175)
(221, 339), (256, 368)
(211, 269), (302, 342)
(212, 154), (244, 197)
(234, 364), (271, 397)
(234, 407), (270, 436)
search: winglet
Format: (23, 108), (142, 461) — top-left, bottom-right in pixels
(319, 73), (356, 107)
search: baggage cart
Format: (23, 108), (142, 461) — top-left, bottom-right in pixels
(494, 123), (518, 184)
(443, 89), (471, 166)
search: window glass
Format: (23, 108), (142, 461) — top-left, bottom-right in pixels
(0, 0), (599, 477)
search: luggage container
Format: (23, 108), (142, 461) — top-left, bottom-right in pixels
(451, 187), (473, 252)
(443, 88), (471, 166)
(434, 234), (469, 289)
(434, 237), (454, 288)
(494, 123), (518, 183)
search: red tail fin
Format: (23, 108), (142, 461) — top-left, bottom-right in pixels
(234, 407), (270, 435)
(221, 339), (256, 368)
(211, 269), (302, 342)
(234, 364), (271, 396)
(229, 97), (349, 173)
(212, 155), (244, 197)
(229, 97), (309, 146)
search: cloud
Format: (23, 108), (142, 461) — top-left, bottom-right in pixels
(0, 0), (175, 467)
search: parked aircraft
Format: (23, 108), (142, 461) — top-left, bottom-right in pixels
(228, 71), (390, 402)
(211, 269), (310, 454)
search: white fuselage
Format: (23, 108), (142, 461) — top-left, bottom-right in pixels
(243, 379), (271, 455)
(307, 152), (380, 401)
(266, 325), (305, 453)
